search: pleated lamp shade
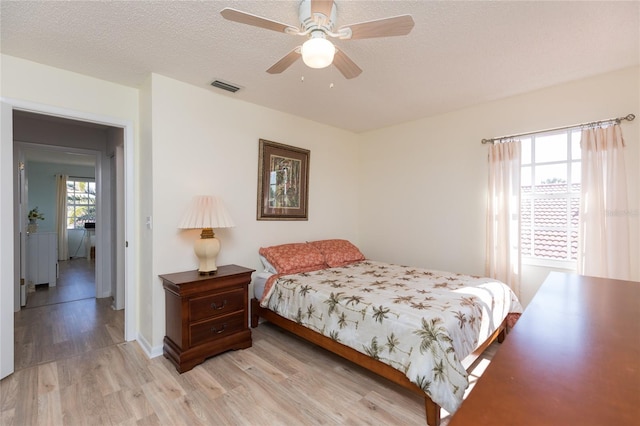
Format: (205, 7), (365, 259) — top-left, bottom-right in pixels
(179, 196), (235, 274)
(178, 195), (235, 230)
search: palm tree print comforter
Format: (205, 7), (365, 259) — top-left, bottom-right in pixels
(260, 260), (523, 414)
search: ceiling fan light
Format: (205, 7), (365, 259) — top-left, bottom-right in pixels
(301, 37), (335, 69)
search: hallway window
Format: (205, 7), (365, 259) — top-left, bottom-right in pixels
(67, 179), (96, 229)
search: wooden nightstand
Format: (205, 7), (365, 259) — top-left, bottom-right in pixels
(160, 264), (255, 373)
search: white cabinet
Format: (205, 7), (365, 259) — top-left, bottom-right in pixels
(26, 232), (58, 287)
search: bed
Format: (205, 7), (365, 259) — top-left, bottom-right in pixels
(251, 240), (523, 426)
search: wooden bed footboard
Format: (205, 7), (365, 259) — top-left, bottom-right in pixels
(251, 298), (507, 426)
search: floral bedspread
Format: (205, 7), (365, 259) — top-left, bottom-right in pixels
(260, 260), (523, 414)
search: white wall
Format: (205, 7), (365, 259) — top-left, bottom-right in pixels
(0, 100), (15, 378)
(1, 56), (139, 120)
(147, 74), (360, 348)
(358, 66), (640, 307)
(137, 75), (154, 350)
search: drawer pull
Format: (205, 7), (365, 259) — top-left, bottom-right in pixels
(210, 300), (228, 310)
(210, 324), (227, 334)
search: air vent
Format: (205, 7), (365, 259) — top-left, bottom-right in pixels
(210, 80), (241, 93)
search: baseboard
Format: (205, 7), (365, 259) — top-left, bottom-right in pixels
(136, 332), (164, 359)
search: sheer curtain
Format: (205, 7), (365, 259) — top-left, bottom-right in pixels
(56, 174), (69, 261)
(578, 124), (630, 280)
(485, 141), (521, 297)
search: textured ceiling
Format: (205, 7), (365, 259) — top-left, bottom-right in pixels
(1, 1), (638, 133)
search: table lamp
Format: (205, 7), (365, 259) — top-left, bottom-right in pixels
(178, 195), (235, 274)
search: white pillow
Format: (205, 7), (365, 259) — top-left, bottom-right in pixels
(259, 254), (277, 274)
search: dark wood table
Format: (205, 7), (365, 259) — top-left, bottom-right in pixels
(449, 272), (640, 426)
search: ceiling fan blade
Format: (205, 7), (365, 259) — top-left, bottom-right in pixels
(220, 8), (298, 33)
(340, 15), (415, 39)
(310, 0), (334, 18)
(267, 48), (301, 74)
(333, 49), (362, 79)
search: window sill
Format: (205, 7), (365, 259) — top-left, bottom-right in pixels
(522, 256), (576, 271)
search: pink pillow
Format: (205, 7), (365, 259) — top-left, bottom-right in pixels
(258, 243), (326, 275)
(308, 239), (365, 267)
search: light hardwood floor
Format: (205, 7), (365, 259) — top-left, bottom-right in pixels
(2, 263), (499, 425)
(26, 258), (96, 309)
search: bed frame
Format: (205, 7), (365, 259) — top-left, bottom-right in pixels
(251, 298), (506, 426)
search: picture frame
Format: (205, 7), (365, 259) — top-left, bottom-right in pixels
(257, 139), (310, 221)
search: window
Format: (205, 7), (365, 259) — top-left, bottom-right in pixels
(67, 179), (96, 229)
(520, 130), (581, 267)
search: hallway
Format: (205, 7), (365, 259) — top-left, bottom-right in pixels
(25, 258), (96, 309)
(13, 297), (124, 372)
(15, 258), (123, 372)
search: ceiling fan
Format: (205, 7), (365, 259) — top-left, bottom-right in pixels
(220, 0), (415, 79)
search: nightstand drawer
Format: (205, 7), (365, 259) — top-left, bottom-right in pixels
(189, 289), (244, 322)
(190, 312), (245, 346)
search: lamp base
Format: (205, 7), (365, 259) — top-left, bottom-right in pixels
(193, 229), (220, 274)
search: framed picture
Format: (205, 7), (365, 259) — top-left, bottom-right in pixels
(257, 139), (310, 221)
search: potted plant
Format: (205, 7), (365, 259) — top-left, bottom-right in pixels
(27, 207), (45, 232)
(28, 207), (45, 223)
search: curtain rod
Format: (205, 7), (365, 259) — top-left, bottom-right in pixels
(481, 113), (636, 145)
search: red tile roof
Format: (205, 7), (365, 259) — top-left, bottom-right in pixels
(521, 183), (579, 261)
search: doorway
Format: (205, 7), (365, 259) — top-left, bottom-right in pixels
(15, 112), (118, 307)
(20, 142), (99, 309)
(0, 101), (137, 380)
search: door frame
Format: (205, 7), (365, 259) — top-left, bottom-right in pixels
(0, 97), (137, 379)
(17, 141), (102, 299)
